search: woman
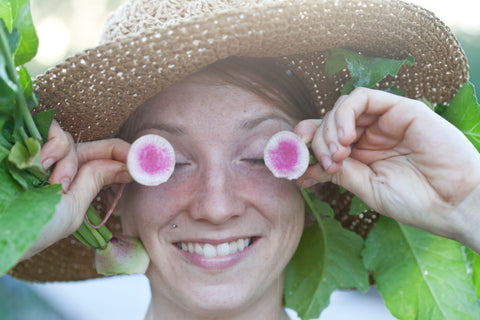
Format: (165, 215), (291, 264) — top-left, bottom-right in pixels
(11, 0), (480, 318)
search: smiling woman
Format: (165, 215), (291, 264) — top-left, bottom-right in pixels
(6, 0), (480, 319)
(116, 65), (307, 318)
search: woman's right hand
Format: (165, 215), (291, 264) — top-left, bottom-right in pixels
(22, 120), (132, 259)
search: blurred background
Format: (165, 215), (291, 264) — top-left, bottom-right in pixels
(2, 0), (480, 319)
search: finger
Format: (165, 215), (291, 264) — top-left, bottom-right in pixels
(319, 107), (352, 164)
(40, 120), (72, 170)
(328, 157), (380, 212)
(65, 159), (133, 230)
(48, 131), (78, 192)
(296, 163), (332, 188)
(294, 119), (322, 143)
(334, 88), (404, 147)
(77, 138), (130, 165)
(307, 112), (345, 172)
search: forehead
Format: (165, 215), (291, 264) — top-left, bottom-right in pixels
(141, 72), (291, 122)
(122, 71), (296, 139)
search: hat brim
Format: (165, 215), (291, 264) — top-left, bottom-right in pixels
(11, 0), (468, 281)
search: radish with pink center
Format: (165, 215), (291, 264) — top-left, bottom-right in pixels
(127, 134), (175, 186)
(264, 131), (310, 180)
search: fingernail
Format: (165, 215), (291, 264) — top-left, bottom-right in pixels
(298, 133), (310, 144)
(61, 177), (70, 192)
(338, 128), (344, 140)
(320, 156), (332, 170)
(42, 158), (54, 170)
(328, 143), (337, 155)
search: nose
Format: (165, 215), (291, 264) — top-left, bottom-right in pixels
(189, 164), (244, 225)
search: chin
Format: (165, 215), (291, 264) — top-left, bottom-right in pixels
(148, 268), (282, 317)
(177, 282), (268, 317)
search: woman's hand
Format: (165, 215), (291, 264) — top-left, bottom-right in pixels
(296, 87), (480, 252)
(22, 120), (132, 259)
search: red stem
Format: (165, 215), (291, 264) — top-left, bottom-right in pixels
(85, 183), (125, 229)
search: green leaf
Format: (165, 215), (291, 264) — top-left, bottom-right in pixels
(0, 117), (12, 149)
(0, 144), (8, 161)
(0, 165), (22, 212)
(0, 2), (13, 31)
(0, 0), (38, 66)
(0, 22), (17, 100)
(33, 109), (55, 142)
(301, 188), (334, 221)
(284, 220), (369, 320)
(18, 65), (37, 109)
(0, 15), (42, 142)
(0, 180), (62, 275)
(324, 49), (348, 75)
(0, 20), (18, 126)
(8, 137), (48, 181)
(348, 195), (369, 215)
(7, 25), (18, 54)
(434, 82), (480, 152)
(464, 246), (480, 299)
(383, 86), (404, 96)
(4, 158), (41, 189)
(325, 48), (414, 95)
(363, 216), (480, 320)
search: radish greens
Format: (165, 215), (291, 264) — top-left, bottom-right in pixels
(284, 48), (480, 320)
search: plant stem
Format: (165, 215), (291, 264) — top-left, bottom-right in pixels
(301, 188), (328, 261)
(0, 24), (42, 142)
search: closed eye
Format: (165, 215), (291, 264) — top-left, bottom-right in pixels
(243, 158), (265, 166)
(175, 162), (191, 169)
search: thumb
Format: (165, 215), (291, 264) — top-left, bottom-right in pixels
(329, 158), (378, 211)
(21, 160), (132, 260)
(297, 158), (378, 212)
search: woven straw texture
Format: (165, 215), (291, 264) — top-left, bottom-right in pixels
(10, 0), (468, 281)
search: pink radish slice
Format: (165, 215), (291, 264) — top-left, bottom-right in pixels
(127, 134), (175, 186)
(264, 131), (310, 180)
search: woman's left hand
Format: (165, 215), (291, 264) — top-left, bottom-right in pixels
(295, 87), (480, 252)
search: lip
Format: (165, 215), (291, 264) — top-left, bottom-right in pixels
(173, 236), (259, 271)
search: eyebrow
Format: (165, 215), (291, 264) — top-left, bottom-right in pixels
(238, 113), (294, 130)
(137, 122), (187, 136)
(137, 112), (292, 136)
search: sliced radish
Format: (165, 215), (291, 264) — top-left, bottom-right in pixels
(127, 134), (175, 186)
(264, 131), (310, 180)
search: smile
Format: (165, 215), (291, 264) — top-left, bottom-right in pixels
(175, 238), (253, 258)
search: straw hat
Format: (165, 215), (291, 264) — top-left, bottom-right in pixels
(10, 0), (468, 281)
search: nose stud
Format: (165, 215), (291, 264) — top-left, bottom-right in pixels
(172, 224), (178, 229)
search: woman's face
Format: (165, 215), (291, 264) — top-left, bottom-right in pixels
(120, 71), (305, 316)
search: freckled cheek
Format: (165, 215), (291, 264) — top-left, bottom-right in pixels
(119, 184), (184, 236)
(238, 171), (304, 223)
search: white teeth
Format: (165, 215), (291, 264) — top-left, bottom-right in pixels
(237, 239), (245, 251)
(195, 243), (203, 255)
(217, 243), (229, 256)
(178, 238), (252, 257)
(203, 243), (217, 258)
(229, 241), (238, 254)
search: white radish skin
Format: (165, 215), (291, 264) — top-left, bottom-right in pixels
(95, 235), (150, 276)
(127, 134), (175, 186)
